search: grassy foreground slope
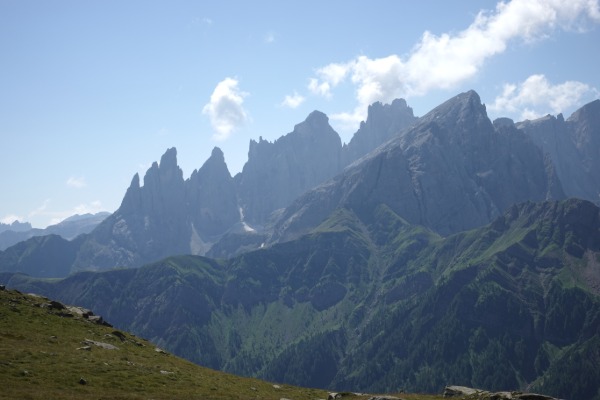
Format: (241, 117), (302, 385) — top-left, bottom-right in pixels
(0, 287), (447, 400)
(0, 287), (336, 400)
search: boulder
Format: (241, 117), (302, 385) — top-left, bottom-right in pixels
(111, 330), (127, 342)
(41, 300), (66, 310)
(442, 386), (558, 400)
(82, 339), (119, 350)
(444, 386), (482, 397)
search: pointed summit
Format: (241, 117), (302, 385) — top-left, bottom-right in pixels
(159, 147), (179, 171)
(186, 146), (238, 240)
(272, 90), (563, 242)
(142, 147), (183, 188)
(210, 146), (225, 161)
(129, 173), (140, 189)
(421, 90), (486, 124)
(304, 109), (329, 124)
(237, 110), (342, 225)
(342, 97), (417, 165)
(405, 90), (492, 149)
(293, 110), (332, 137)
(157, 147), (184, 185)
(119, 173), (141, 212)
(568, 99), (600, 123)
(191, 147), (231, 181)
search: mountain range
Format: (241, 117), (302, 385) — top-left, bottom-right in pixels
(3, 198), (599, 399)
(2, 90), (598, 276)
(0, 212), (110, 251)
(1, 89), (599, 399)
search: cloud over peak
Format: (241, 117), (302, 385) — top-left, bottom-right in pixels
(308, 0), (600, 127)
(490, 74), (599, 120)
(202, 77), (249, 141)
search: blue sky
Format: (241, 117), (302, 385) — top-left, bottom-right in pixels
(1, 0), (599, 228)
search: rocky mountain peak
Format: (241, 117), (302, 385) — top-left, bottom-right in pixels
(568, 99), (600, 124)
(118, 173), (141, 213)
(492, 117), (515, 130)
(272, 90), (565, 242)
(192, 147), (231, 180)
(567, 99), (600, 155)
(422, 90), (486, 123)
(296, 110), (330, 135)
(187, 147), (239, 241)
(516, 99), (600, 203)
(365, 98), (412, 122)
(284, 110), (339, 147)
(342, 97), (417, 166)
(129, 172), (140, 190)
(142, 147), (184, 189)
(159, 147), (178, 170)
(210, 146), (225, 161)
(237, 110), (342, 226)
(192, 147), (229, 178)
(409, 90), (493, 149)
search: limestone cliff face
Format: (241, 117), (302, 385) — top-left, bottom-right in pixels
(68, 101), (417, 270)
(74, 148), (189, 270)
(270, 91), (565, 242)
(236, 111), (342, 226)
(186, 147), (240, 239)
(73, 147), (240, 270)
(341, 98), (417, 166)
(7, 92), (598, 275)
(517, 100), (600, 204)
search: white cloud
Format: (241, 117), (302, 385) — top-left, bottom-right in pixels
(265, 32), (275, 43)
(308, 0), (600, 127)
(66, 176), (87, 188)
(308, 78), (332, 98)
(202, 77), (249, 141)
(281, 92), (306, 109)
(490, 74), (599, 120)
(1, 214), (23, 224)
(308, 63), (351, 98)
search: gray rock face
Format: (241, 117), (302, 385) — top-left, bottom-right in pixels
(186, 147), (240, 239)
(236, 111), (342, 226)
(236, 101), (418, 227)
(517, 100), (600, 204)
(76, 148), (190, 269)
(0, 98), (426, 273)
(270, 90), (564, 242)
(342, 98), (417, 166)
(73, 147), (240, 270)
(5, 92), (597, 275)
